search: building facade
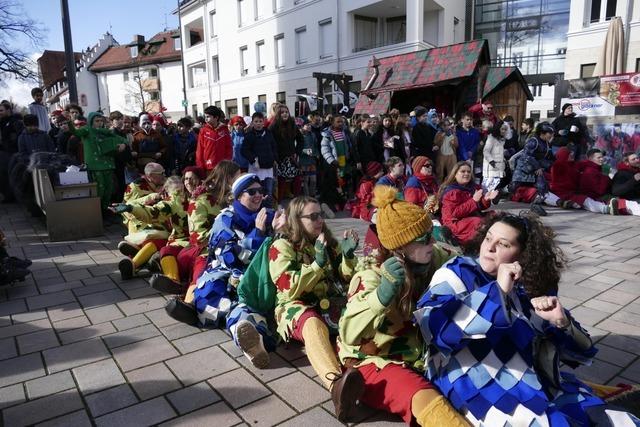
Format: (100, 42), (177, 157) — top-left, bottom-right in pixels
(177, 0), (467, 118)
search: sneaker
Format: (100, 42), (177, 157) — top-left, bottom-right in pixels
(150, 274), (183, 294)
(608, 198), (619, 215)
(530, 204), (547, 216)
(235, 320), (269, 369)
(118, 258), (134, 280)
(118, 241), (140, 258)
(329, 368), (365, 422)
(165, 297), (198, 325)
(321, 203), (336, 219)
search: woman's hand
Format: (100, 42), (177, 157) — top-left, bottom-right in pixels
(314, 233), (328, 267)
(535, 168), (544, 176)
(340, 229), (359, 259)
(496, 261), (522, 294)
(472, 189), (484, 202)
(271, 208), (286, 232)
(377, 256), (406, 306)
(531, 296), (570, 328)
(255, 208), (267, 233)
(484, 190), (499, 201)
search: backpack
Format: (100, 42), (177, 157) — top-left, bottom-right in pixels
(509, 138), (540, 171)
(236, 237), (276, 316)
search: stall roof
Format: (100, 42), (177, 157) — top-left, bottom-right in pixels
(483, 67), (534, 101)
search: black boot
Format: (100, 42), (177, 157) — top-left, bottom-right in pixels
(165, 297), (198, 325)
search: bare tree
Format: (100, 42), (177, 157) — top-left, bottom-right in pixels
(0, 0), (46, 84)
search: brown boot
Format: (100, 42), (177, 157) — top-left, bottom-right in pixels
(328, 368), (365, 422)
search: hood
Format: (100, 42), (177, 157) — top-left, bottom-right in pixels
(87, 111), (103, 128)
(617, 162), (640, 173)
(555, 147), (573, 163)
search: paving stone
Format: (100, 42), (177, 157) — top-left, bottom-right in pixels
(26, 371), (75, 399)
(596, 289), (639, 305)
(571, 358), (622, 384)
(219, 339), (244, 358)
(35, 410), (92, 427)
(58, 321), (117, 345)
(569, 306), (610, 327)
(26, 291), (76, 311)
(43, 338), (110, 373)
(124, 286), (162, 299)
(39, 280), (85, 294)
(0, 299), (27, 316)
(94, 396), (176, 427)
(237, 352), (296, 383)
(597, 261), (640, 274)
(160, 322), (200, 340)
(117, 296), (167, 316)
(126, 363), (181, 400)
(2, 388), (84, 427)
(7, 285), (40, 300)
(593, 344), (637, 368)
(112, 313), (150, 331)
(0, 318), (50, 339)
(622, 358), (640, 383)
(277, 407), (342, 427)
(102, 323), (160, 349)
(208, 368), (271, 408)
(598, 318), (640, 338)
(160, 401), (240, 427)
(166, 346), (239, 386)
(166, 381), (220, 414)
(0, 384), (26, 410)
(84, 304), (124, 324)
(12, 310), (47, 323)
(46, 302), (84, 322)
(173, 329), (230, 354)
(52, 315), (90, 331)
(17, 329), (59, 354)
(581, 298), (623, 314)
(0, 353), (45, 387)
(0, 337), (17, 360)
(78, 289), (128, 309)
(62, 269), (93, 282)
(72, 358), (126, 395)
(72, 280), (117, 297)
(613, 280), (640, 295)
(112, 335), (179, 372)
(145, 308), (179, 328)
(237, 394), (296, 427)
(85, 384), (138, 417)
(611, 310), (640, 327)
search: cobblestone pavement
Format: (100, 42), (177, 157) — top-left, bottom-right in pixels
(1, 201), (639, 426)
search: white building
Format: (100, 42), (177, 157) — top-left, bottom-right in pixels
(89, 31), (184, 119)
(566, 0), (640, 79)
(176, 0), (467, 118)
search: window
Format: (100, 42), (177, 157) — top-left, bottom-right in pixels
(590, 0), (617, 23)
(258, 94), (267, 104)
(636, 58), (640, 72)
(273, 0), (283, 12)
(123, 72), (129, 82)
(242, 97), (250, 116)
(189, 30), (202, 46)
(295, 26), (307, 64)
(192, 104), (198, 118)
(209, 11), (217, 37)
(215, 101), (221, 109)
(130, 46), (138, 58)
(530, 110), (540, 121)
(274, 34), (285, 68)
(188, 62), (207, 88)
(240, 46), (248, 76)
(354, 15), (377, 52)
(385, 16), (406, 45)
(319, 18), (333, 59)
(225, 98), (238, 116)
(212, 56), (220, 82)
(580, 63), (596, 78)
(546, 110), (557, 118)
(255, 0), (269, 19)
(238, 0), (252, 26)
(296, 88), (308, 94)
(184, 17), (204, 48)
(276, 91), (286, 104)
(256, 40), (265, 72)
(149, 68), (158, 77)
(149, 92), (160, 101)
(174, 37), (181, 50)
(203, 103), (209, 110)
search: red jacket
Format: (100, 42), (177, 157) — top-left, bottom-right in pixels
(196, 123), (232, 171)
(550, 147), (587, 205)
(441, 184), (490, 244)
(404, 173), (438, 207)
(577, 160), (610, 200)
(352, 178), (375, 221)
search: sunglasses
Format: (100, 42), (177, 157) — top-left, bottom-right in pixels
(243, 187), (264, 196)
(300, 212), (324, 221)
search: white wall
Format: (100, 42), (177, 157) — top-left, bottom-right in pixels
(158, 62), (184, 118)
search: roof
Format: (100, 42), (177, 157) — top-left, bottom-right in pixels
(89, 30), (181, 72)
(483, 67), (534, 101)
(359, 39), (490, 95)
(37, 50), (82, 88)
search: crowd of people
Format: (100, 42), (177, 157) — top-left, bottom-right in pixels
(1, 87), (640, 425)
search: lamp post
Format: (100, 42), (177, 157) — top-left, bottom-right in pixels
(60, 0), (78, 104)
(177, 0), (189, 116)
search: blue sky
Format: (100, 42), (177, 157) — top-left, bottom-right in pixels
(5, 0), (179, 106)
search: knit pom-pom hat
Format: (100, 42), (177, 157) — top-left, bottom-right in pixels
(373, 185), (433, 250)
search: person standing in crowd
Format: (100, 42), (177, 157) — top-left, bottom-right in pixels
(321, 115), (359, 213)
(196, 105), (232, 172)
(482, 120), (507, 192)
(376, 114), (404, 161)
(132, 114), (166, 172)
(0, 100), (24, 203)
(28, 88), (50, 133)
(377, 156), (406, 195)
(456, 111), (480, 165)
(353, 115), (382, 169)
(64, 104), (84, 123)
(411, 106), (437, 162)
(109, 111), (134, 201)
(395, 115), (413, 173)
(404, 156), (438, 210)
(612, 152), (640, 200)
(55, 116), (79, 160)
(270, 105), (303, 201)
(552, 103), (589, 157)
(309, 111), (326, 190)
(300, 119), (319, 197)
(242, 112), (278, 205)
(170, 117), (197, 175)
(230, 116), (249, 172)
(519, 118), (535, 149)
(434, 117), (458, 182)
(17, 114), (55, 156)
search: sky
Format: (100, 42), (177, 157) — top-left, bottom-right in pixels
(4, 0), (179, 106)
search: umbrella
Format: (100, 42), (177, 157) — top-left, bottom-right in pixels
(593, 16), (625, 76)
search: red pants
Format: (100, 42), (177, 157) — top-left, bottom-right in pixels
(289, 308), (322, 343)
(357, 363), (433, 425)
(142, 239), (167, 251)
(161, 244), (208, 284)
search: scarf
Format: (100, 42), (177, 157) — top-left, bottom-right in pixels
(232, 200), (260, 234)
(414, 172), (438, 194)
(332, 130), (347, 169)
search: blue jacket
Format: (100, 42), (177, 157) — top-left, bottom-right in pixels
(18, 129), (54, 156)
(231, 130), (249, 169)
(456, 127), (480, 161)
(241, 128), (278, 169)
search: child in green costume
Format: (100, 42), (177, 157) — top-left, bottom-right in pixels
(72, 112), (126, 210)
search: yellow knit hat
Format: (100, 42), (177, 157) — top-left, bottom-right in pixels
(373, 185), (433, 250)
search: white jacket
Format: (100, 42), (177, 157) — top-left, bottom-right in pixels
(482, 134), (505, 178)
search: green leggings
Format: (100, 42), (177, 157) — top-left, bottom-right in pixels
(90, 170), (114, 210)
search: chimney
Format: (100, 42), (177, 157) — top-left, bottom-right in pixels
(133, 35), (145, 46)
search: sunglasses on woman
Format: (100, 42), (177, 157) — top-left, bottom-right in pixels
(243, 187), (264, 196)
(300, 212), (324, 221)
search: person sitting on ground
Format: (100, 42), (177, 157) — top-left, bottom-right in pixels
(481, 120), (507, 193)
(377, 156), (406, 196)
(612, 152), (640, 200)
(17, 114), (54, 156)
(438, 161), (497, 246)
(404, 156), (438, 212)
(352, 161), (383, 222)
(415, 212), (640, 426)
(337, 185), (467, 426)
(269, 196), (360, 420)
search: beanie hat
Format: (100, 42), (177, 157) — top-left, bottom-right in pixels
(411, 156), (431, 174)
(414, 106), (427, 118)
(366, 161), (383, 177)
(232, 173), (261, 199)
(561, 103), (573, 114)
(373, 185), (433, 250)
(182, 166), (206, 180)
(229, 115), (245, 126)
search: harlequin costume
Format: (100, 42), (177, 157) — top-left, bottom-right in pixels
(415, 256), (640, 426)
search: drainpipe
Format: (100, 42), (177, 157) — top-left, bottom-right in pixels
(363, 56), (381, 99)
(177, 0), (189, 115)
